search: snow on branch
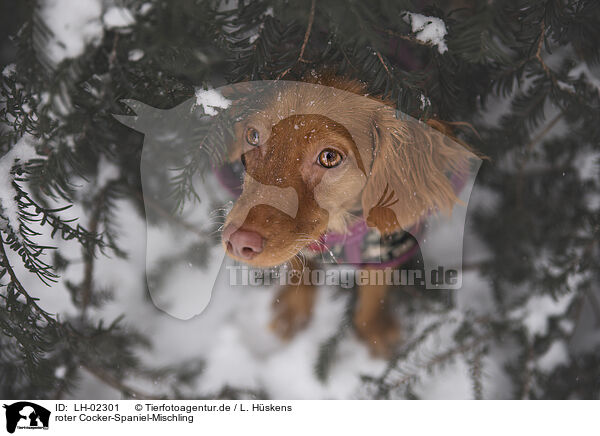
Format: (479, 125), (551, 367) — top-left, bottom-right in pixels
(194, 88), (232, 116)
(403, 12), (448, 54)
(0, 134), (40, 239)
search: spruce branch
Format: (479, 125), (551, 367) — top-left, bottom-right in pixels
(314, 287), (357, 382)
(364, 319), (453, 399)
(132, 188), (211, 239)
(0, 239), (56, 326)
(387, 333), (493, 392)
(79, 181), (120, 318)
(80, 363), (164, 400)
(525, 112), (563, 151)
(468, 346), (484, 400)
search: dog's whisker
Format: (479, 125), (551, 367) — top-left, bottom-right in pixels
(209, 228), (225, 236)
(292, 234), (339, 265)
(210, 205), (234, 214)
(304, 237), (338, 264)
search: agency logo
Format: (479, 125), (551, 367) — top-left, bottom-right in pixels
(3, 402), (50, 434)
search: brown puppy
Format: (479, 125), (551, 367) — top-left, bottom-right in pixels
(221, 75), (472, 356)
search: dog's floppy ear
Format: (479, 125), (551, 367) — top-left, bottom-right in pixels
(362, 109), (474, 234)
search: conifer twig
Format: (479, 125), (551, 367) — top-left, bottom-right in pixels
(534, 20), (551, 79)
(379, 28), (431, 48)
(131, 188), (211, 238)
(386, 333), (493, 394)
(81, 363), (163, 400)
(375, 51), (393, 79)
(108, 34), (120, 69)
(525, 112), (563, 151)
(277, 0), (316, 79)
(470, 348), (484, 400)
(515, 111), (563, 208)
(0, 239), (56, 325)
(80, 191), (104, 318)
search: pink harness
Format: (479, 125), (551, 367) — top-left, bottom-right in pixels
(305, 170), (468, 267)
(305, 219), (422, 268)
(216, 165), (467, 269)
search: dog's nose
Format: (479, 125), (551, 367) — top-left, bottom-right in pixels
(223, 226), (264, 260)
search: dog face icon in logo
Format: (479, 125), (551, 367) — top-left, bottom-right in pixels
(3, 402), (50, 434)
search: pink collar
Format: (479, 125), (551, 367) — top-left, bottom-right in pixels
(308, 219), (423, 267)
(307, 219), (369, 251)
(215, 163), (470, 267)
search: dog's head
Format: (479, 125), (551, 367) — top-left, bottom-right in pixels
(221, 79), (473, 267)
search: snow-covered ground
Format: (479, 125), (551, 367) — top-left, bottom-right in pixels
(5, 159), (514, 400)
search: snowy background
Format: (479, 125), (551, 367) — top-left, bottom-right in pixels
(12, 169), (510, 399)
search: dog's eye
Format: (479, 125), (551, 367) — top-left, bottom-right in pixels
(318, 149), (343, 168)
(245, 127), (260, 146)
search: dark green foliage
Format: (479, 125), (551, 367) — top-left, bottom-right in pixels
(1, 0), (599, 399)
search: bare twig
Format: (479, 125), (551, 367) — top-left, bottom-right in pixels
(277, 0), (316, 79)
(521, 340), (534, 400)
(378, 27), (433, 48)
(339, 47), (361, 73)
(525, 112), (563, 151)
(585, 290), (600, 327)
(375, 50), (393, 79)
(534, 20), (552, 79)
(515, 111), (563, 208)
(298, 0), (316, 62)
(108, 34), (120, 68)
(80, 184), (110, 318)
(531, 20), (580, 101)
